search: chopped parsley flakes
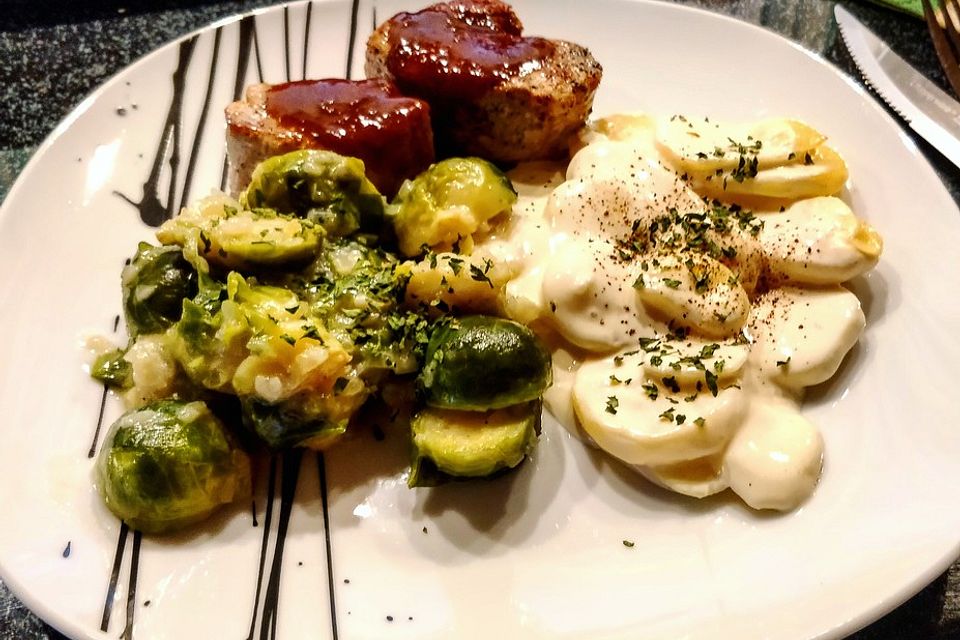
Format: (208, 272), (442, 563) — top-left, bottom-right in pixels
(606, 396), (619, 415)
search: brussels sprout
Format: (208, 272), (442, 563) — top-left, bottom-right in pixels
(390, 157), (517, 257)
(91, 349), (132, 389)
(241, 396), (348, 450)
(233, 337), (365, 452)
(175, 273), (326, 371)
(157, 195), (322, 271)
(171, 271), (323, 392)
(169, 271), (365, 449)
(170, 292), (250, 393)
(96, 400), (251, 534)
(242, 150), (385, 238)
(122, 242), (198, 338)
(418, 316), (552, 410)
(408, 401), (540, 487)
(287, 238), (401, 307)
(298, 239), (427, 375)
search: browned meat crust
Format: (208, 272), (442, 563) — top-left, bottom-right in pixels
(225, 79), (434, 197)
(365, 0), (602, 163)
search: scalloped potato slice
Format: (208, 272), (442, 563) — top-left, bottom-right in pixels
(540, 235), (649, 352)
(759, 196), (882, 285)
(634, 252), (750, 338)
(724, 398), (824, 510)
(747, 286), (865, 390)
(636, 454), (729, 499)
(551, 152), (706, 238)
(573, 352), (747, 466)
(656, 117), (825, 172)
(584, 112), (656, 144)
(688, 144), (848, 202)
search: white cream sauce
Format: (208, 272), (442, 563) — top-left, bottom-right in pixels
(480, 115), (880, 511)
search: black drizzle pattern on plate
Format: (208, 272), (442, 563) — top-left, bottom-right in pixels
(90, 2), (369, 637)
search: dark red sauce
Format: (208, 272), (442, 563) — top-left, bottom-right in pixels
(439, 0), (523, 34)
(383, 0), (555, 100)
(263, 78), (434, 196)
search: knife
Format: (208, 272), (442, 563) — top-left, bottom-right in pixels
(835, 4), (960, 168)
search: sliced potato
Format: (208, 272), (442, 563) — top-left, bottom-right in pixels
(573, 112), (657, 156)
(656, 117), (825, 173)
(636, 454), (728, 499)
(634, 252), (750, 339)
(688, 144), (848, 202)
(573, 352), (747, 466)
(747, 285), (865, 390)
(641, 339), (749, 387)
(724, 397), (824, 511)
(759, 196), (882, 285)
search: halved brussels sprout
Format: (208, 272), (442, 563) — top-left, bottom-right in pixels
(170, 292), (249, 393)
(408, 401), (540, 487)
(295, 238), (403, 308)
(241, 396), (350, 450)
(391, 157), (517, 257)
(96, 400), (251, 534)
(418, 316), (552, 410)
(170, 271), (349, 393)
(122, 242), (198, 338)
(241, 150), (385, 238)
(157, 196), (322, 271)
(169, 271), (366, 449)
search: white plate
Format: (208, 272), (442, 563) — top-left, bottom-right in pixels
(1, 1), (959, 638)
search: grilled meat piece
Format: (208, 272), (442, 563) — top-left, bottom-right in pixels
(225, 79), (434, 197)
(365, 0), (602, 163)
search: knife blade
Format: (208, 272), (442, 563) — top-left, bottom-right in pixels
(835, 4), (960, 168)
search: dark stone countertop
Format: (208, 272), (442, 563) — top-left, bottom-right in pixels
(1, 1), (958, 638)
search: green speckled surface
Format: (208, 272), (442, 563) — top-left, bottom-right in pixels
(0, 1), (957, 638)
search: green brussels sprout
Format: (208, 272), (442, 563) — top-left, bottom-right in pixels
(390, 157), (517, 256)
(170, 291), (249, 393)
(408, 401), (540, 487)
(157, 196), (323, 271)
(418, 316), (552, 410)
(278, 238), (426, 376)
(96, 400), (251, 534)
(170, 271), (319, 393)
(169, 271), (366, 449)
(122, 242), (198, 338)
(91, 349), (132, 389)
(294, 238), (402, 308)
(241, 396), (348, 450)
(241, 150), (386, 238)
